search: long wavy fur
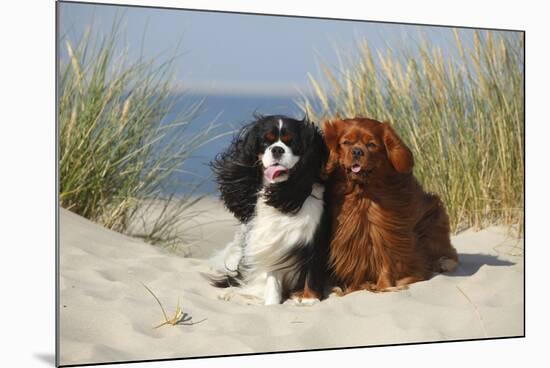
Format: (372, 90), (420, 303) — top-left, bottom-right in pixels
(210, 121), (263, 223)
(208, 115), (329, 295)
(211, 115), (327, 220)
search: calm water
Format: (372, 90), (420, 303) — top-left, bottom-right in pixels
(166, 93), (305, 195)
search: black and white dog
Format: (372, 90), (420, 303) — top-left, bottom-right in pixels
(208, 114), (329, 305)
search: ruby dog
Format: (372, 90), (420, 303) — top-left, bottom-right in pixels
(323, 117), (458, 294)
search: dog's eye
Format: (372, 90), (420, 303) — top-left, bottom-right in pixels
(341, 140), (352, 146)
(366, 142), (377, 149)
(281, 133), (293, 145)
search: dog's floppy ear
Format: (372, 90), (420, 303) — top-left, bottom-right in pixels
(322, 117), (341, 151)
(210, 121), (262, 223)
(322, 117), (344, 175)
(382, 122), (414, 174)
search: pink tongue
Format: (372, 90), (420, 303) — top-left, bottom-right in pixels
(352, 164), (362, 173)
(264, 165), (288, 182)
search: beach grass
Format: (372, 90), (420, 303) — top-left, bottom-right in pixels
(59, 21), (225, 249)
(301, 30), (524, 234)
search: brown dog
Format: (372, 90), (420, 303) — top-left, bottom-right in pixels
(323, 117), (458, 293)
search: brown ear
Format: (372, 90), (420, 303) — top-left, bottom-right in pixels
(382, 122), (414, 174)
(322, 118), (343, 175)
(322, 119), (340, 151)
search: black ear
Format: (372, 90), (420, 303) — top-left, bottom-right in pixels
(264, 117), (327, 213)
(210, 121), (262, 223)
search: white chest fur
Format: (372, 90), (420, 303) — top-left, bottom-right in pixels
(244, 183), (324, 270)
(211, 183), (325, 305)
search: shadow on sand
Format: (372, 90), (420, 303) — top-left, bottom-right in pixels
(450, 253), (516, 277)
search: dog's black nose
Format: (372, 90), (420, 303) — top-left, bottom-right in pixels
(271, 146), (285, 159)
(352, 147), (364, 157)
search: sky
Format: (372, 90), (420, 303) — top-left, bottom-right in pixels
(56, 2), (522, 193)
(57, 1), (519, 97)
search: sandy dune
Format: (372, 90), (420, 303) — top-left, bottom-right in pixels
(58, 198), (523, 366)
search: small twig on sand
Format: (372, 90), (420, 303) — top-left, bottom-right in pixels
(456, 285), (488, 337)
(141, 282), (206, 328)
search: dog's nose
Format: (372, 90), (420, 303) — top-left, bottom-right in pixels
(271, 146), (285, 159)
(352, 147), (364, 158)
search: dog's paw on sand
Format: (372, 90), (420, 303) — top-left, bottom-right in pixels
(284, 296), (320, 307)
(437, 257), (458, 273)
(329, 284), (409, 296)
(217, 290), (263, 305)
(329, 286), (345, 297)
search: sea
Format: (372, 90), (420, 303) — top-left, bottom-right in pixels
(164, 93), (306, 195)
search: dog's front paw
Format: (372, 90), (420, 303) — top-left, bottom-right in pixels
(286, 292), (320, 306)
(437, 256), (458, 273)
(217, 289), (236, 302)
(329, 286), (345, 297)
(218, 289), (264, 305)
(295, 297), (320, 306)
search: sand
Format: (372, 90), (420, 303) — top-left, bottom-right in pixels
(58, 198), (524, 366)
